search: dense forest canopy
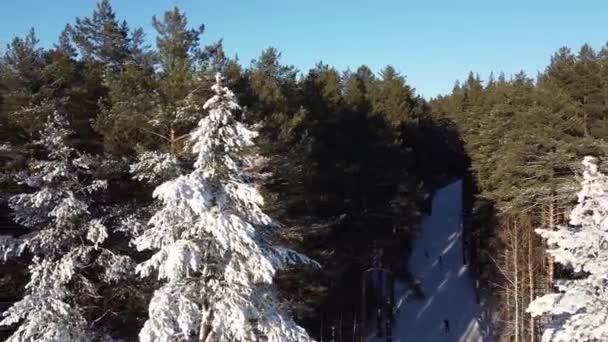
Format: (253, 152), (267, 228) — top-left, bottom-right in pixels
(1, 1), (608, 341)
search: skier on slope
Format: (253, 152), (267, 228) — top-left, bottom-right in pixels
(443, 319), (450, 334)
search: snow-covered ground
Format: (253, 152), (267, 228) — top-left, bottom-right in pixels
(391, 179), (489, 342)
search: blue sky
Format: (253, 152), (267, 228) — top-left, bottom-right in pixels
(1, 0), (607, 98)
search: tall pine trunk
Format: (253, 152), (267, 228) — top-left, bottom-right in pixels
(169, 127), (176, 155)
(513, 221), (520, 342)
(547, 196), (555, 293)
(505, 248), (511, 337)
(528, 227), (535, 342)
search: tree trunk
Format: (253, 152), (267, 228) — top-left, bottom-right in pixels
(352, 313), (357, 342)
(170, 127), (176, 155)
(361, 272), (366, 339)
(505, 248), (511, 336)
(528, 229), (535, 342)
(582, 96), (589, 137)
(513, 222), (519, 342)
(547, 198), (555, 292)
(338, 313), (343, 342)
(198, 308), (214, 342)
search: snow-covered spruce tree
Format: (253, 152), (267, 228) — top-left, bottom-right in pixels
(527, 156), (608, 341)
(0, 112), (134, 341)
(134, 74), (318, 342)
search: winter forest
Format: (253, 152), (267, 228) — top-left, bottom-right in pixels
(2, 1), (608, 341)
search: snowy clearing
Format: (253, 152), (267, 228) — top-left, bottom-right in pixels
(391, 179), (490, 342)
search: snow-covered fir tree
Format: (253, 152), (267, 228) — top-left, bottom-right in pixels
(527, 156), (608, 341)
(0, 112), (134, 341)
(133, 74), (318, 342)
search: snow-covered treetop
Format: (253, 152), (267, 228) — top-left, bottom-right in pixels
(568, 156), (608, 229)
(134, 73), (316, 342)
(528, 155), (608, 341)
(191, 72), (256, 176)
(38, 111), (74, 161)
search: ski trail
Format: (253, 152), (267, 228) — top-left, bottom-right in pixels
(392, 179), (486, 342)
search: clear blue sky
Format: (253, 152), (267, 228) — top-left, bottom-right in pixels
(1, 0), (607, 98)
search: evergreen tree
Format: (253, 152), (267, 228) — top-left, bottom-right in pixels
(144, 7), (205, 155)
(528, 156), (608, 341)
(248, 48), (297, 113)
(47, 27), (104, 151)
(96, 58), (158, 155)
(371, 66), (415, 127)
(0, 29), (55, 143)
(462, 71), (484, 112)
(343, 65), (374, 113)
(0, 113), (133, 341)
(247, 47), (302, 143)
(133, 74), (316, 341)
(200, 40), (244, 92)
(153, 6), (204, 106)
(71, 0), (142, 70)
(97, 7), (205, 156)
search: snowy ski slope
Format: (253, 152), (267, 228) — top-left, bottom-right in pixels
(392, 179), (488, 342)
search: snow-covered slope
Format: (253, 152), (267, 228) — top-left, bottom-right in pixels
(392, 179), (487, 342)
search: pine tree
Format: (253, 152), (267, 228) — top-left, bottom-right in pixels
(96, 59), (158, 155)
(303, 63), (343, 118)
(103, 7), (205, 156)
(0, 112), (133, 341)
(247, 47), (302, 143)
(71, 0), (142, 70)
(343, 66), (374, 113)
(371, 66), (415, 127)
(527, 156), (608, 341)
(0, 29), (55, 143)
(133, 74), (317, 341)
(152, 6), (205, 137)
(200, 40), (243, 90)
(48, 27), (104, 151)
(249, 48), (298, 113)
